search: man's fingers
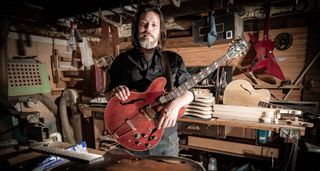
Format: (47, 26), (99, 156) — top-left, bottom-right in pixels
(124, 87), (130, 97)
(113, 85), (130, 101)
(157, 114), (165, 129)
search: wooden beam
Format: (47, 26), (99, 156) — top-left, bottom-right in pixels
(0, 16), (10, 98)
(162, 0), (211, 19)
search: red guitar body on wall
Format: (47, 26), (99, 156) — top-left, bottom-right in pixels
(248, 2), (285, 80)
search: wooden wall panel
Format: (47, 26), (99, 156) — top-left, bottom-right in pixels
(166, 44), (230, 67)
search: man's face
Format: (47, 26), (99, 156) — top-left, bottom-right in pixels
(138, 11), (160, 49)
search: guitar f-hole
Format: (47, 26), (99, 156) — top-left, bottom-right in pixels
(240, 84), (252, 95)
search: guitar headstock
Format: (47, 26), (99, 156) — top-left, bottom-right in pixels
(226, 38), (250, 60)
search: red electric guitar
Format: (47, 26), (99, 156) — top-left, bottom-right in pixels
(104, 39), (249, 151)
(248, 2), (285, 80)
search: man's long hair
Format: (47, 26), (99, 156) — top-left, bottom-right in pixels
(131, 7), (167, 49)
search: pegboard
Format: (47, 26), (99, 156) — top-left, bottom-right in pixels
(8, 62), (50, 96)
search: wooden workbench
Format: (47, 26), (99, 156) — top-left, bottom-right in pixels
(178, 117), (313, 171)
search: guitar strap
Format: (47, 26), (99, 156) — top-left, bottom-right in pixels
(160, 51), (173, 91)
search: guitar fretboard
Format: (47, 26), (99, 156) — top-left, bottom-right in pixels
(156, 38), (248, 105)
(158, 55), (228, 104)
(32, 146), (104, 163)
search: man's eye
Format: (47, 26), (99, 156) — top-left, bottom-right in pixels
(152, 24), (157, 27)
(140, 22), (146, 26)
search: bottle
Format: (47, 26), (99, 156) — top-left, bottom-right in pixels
(208, 157), (217, 171)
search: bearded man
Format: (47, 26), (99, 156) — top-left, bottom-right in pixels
(107, 7), (194, 156)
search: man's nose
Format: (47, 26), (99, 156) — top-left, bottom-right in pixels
(144, 23), (151, 31)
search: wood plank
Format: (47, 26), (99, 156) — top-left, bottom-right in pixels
(187, 136), (279, 159)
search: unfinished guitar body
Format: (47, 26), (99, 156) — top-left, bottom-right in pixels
(223, 79), (270, 106)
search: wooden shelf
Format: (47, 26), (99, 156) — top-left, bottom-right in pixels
(53, 67), (85, 71)
(178, 117), (310, 135)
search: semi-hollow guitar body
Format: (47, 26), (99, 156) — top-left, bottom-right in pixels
(105, 77), (184, 151)
(223, 79), (270, 106)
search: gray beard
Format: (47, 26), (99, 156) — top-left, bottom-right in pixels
(139, 39), (158, 49)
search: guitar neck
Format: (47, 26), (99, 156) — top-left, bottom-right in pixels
(158, 54), (228, 104)
(263, 1), (271, 38)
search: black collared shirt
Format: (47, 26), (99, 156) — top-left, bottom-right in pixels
(108, 47), (191, 92)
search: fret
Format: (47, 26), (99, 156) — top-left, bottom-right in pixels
(171, 91), (178, 99)
(170, 92), (175, 100)
(178, 87), (183, 95)
(199, 73), (203, 79)
(181, 83), (188, 92)
(174, 89), (181, 97)
(185, 81), (191, 89)
(175, 87), (181, 96)
(168, 93), (173, 101)
(159, 96), (166, 104)
(192, 77), (197, 85)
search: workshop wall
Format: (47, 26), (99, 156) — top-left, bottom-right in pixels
(166, 27), (308, 102)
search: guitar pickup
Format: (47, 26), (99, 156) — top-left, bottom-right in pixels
(140, 105), (158, 121)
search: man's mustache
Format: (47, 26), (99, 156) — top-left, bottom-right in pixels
(139, 32), (155, 38)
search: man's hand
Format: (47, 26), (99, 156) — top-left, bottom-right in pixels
(157, 100), (180, 129)
(111, 85), (130, 101)
(157, 90), (194, 129)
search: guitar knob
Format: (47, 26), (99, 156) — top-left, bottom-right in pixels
(141, 133), (148, 138)
(151, 136), (157, 140)
(145, 143), (151, 148)
(135, 141), (141, 145)
(133, 133), (140, 139)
